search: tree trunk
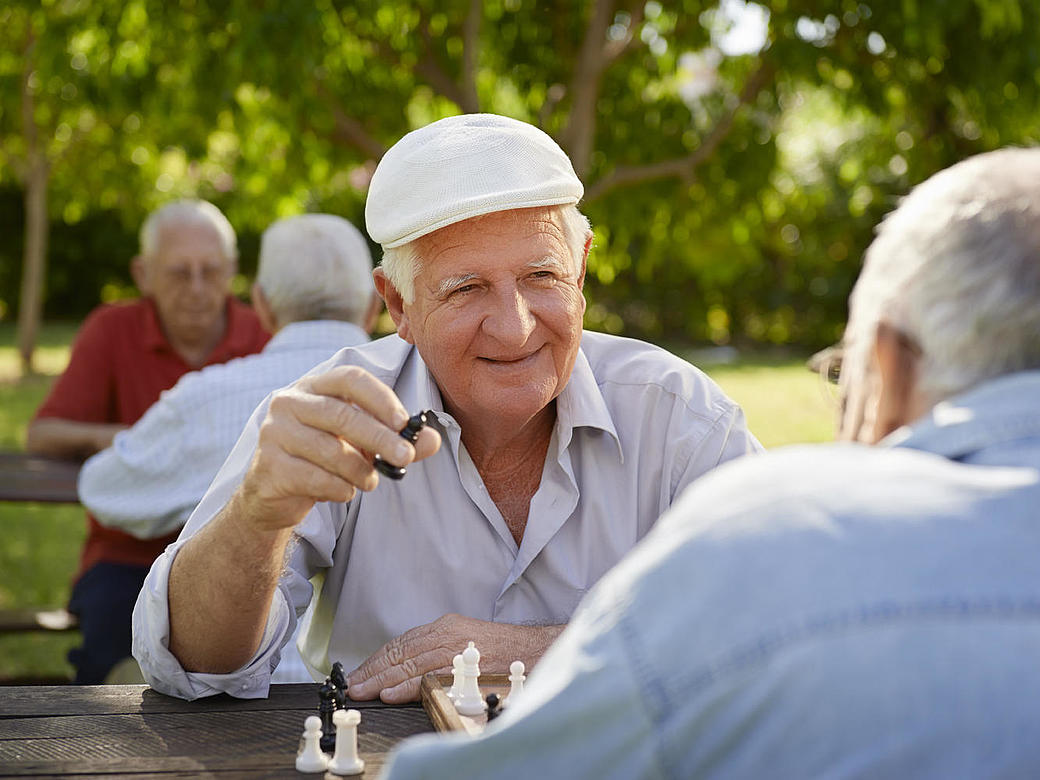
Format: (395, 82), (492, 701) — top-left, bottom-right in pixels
(17, 25), (48, 377)
(18, 161), (48, 376)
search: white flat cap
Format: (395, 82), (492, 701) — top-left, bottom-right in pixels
(365, 114), (583, 248)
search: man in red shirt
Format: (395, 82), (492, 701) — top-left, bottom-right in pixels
(27, 199), (270, 683)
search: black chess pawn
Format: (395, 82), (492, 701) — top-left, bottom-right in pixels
(485, 693), (502, 722)
(318, 679), (337, 753)
(374, 410), (430, 479)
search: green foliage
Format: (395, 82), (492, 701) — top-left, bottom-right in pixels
(1, 0), (1038, 347)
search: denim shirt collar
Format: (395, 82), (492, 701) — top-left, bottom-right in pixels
(885, 370), (1040, 460)
(264, 320), (369, 355)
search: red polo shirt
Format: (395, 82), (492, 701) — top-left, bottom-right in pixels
(34, 297), (270, 579)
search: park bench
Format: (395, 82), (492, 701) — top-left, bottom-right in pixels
(0, 452), (82, 672)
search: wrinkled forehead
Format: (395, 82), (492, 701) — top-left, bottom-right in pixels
(150, 219), (233, 265)
(415, 206), (570, 269)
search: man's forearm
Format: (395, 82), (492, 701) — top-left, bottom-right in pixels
(26, 418), (125, 458)
(167, 489), (295, 674)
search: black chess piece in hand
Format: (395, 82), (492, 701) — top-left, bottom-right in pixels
(373, 410), (430, 480)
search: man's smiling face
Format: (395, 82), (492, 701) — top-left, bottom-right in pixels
(394, 206), (587, 431)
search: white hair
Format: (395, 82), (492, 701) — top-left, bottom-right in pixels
(380, 205), (591, 303)
(139, 199), (237, 261)
(844, 147), (1040, 404)
(256, 214), (375, 326)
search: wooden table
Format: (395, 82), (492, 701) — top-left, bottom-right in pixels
(0, 683), (434, 778)
(0, 452), (81, 504)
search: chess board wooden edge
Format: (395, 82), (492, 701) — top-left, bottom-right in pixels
(420, 672), (512, 735)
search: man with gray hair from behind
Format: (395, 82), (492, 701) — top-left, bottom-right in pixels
(80, 213), (379, 682)
(381, 147), (1040, 778)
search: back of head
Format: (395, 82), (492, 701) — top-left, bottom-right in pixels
(256, 214), (375, 326)
(846, 147), (1040, 403)
(139, 199), (237, 261)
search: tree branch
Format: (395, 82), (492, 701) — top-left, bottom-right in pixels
(460, 0), (481, 112)
(313, 80), (387, 160)
(560, 0), (616, 179)
(584, 59), (775, 203)
(415, 8), (479, 112)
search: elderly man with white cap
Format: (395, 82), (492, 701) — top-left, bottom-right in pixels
(133, 114), (760, 702)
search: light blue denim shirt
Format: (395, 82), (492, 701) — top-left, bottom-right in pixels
(382, 370), (1040, 779)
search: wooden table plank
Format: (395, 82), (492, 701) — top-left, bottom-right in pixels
(0, 684), (404, 719)
(0, 453), (81, 504)
(0, 685), (434, 778)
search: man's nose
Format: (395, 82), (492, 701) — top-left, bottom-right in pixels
(483, 287), (536, 344)
(186, 267), (209, 293)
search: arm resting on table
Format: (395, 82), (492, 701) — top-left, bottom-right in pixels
(26, 418), (126, 458)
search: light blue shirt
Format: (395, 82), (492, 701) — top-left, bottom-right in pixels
(382, 370), (1040, 779)
(132, 330), (761, 700)
(81, 319), (369, 684)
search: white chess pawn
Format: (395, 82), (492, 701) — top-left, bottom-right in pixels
(503, 659), (526, 708)
(454, 641), (487, 716)
(327, 708), (365, 776)
(447, 652), (464, 702)
(295, 715), (329, 773)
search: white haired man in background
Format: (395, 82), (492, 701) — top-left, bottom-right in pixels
(382, 147), (1040, 778)
(133, 114), (761, 702)
(80, 214), (378, 682)
(28, 199), (270, 684)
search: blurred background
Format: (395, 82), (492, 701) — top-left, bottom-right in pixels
(0, 0), (1038, 680)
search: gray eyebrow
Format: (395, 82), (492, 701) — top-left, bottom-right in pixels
(528, 256), (566, 271)
(433, 273), (480, 298)
(433, 257), (568, 297)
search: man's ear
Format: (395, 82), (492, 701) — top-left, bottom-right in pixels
(576, 232), (592, 289)
(373, 267), (414, 343)
(251, 283), (278, 333)
(871, 320), (922, 442)
(130, 256), (150, 295)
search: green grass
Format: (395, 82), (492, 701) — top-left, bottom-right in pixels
(701, 358), (838, 448)
(0, 324), (836, 681)
(0, 322), (84, 680)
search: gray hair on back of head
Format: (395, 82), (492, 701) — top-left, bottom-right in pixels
(256, 214), (375, 326)
(139, 199), (238, 261)
(379, 204), (591, 303)
(846, 146), (1040, 404)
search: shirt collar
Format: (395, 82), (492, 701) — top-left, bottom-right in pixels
(265, 320), (369, 354)
(885, 370), (1040, 460)
(140, 297), (260, 363)
(555, 346), (623, 460)
(209, 297), (260, 362)
(386, 339), (622, 460)
(140, 297), (169, 353)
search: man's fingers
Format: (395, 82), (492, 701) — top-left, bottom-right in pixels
(347, 628), (454, 700)
(276, 391), (415, 469)
(249, 447), (359, 506)
(413, 427), (441, 462)
(305, 365), (409, 430)
(379, 677), (423, 704)
(265, 416), (380, 493)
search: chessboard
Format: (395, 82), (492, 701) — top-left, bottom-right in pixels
(420, 672), (512, 735)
